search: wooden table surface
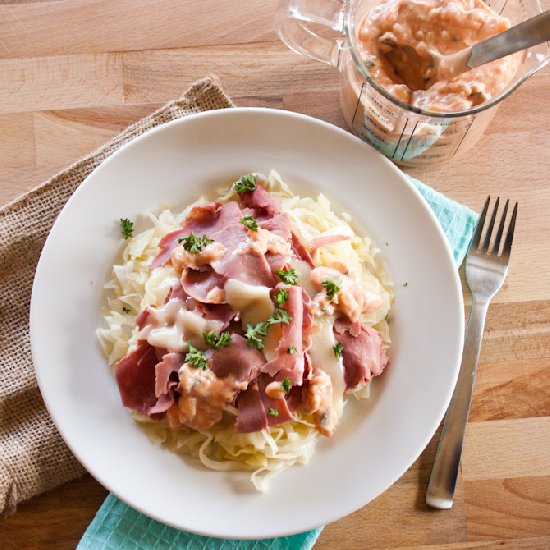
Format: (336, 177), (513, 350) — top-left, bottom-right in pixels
(1, 1), (549, 548)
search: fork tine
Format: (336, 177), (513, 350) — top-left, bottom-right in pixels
(502, 202), (518, 258)
(492, 199), (509, 255)
(482, 197), (499, 253)
(472, 196), (490, 249)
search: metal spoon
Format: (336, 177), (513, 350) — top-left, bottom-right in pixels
(385, 10), (550, 91)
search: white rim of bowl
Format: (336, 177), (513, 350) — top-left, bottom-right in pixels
(30, 107), (464, 538)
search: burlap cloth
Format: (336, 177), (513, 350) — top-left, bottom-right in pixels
(0, 77), (234, 515)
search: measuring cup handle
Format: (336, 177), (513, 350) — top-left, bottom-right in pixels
(276, 0), (347, 68)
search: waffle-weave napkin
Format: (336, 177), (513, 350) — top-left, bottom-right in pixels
(0, 76), (477, 549)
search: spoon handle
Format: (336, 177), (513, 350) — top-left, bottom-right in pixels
(469, 10), (550, 69)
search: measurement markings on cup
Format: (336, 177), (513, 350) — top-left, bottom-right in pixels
(351, 83), (366, 127)
(400, 120), (420, 161)
(392, 117), (410, 158)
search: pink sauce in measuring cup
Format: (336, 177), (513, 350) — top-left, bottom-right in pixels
(358, 0), (521, 112)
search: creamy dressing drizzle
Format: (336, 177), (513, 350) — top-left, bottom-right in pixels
(245, 227), (294, 258)
(308, 317), (345, 429)
(171, 241), (226, 271)
(138, 298), (224, 351)
(224, 278), (274, 327)
(310, 265), (383, 323)
(167, 364), (246, 432)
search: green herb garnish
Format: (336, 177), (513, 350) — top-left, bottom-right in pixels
(240, 215), (258, 231)
(267, 407), (279, 417)
(178, 233), (213, 254)
(287, 346), (297, 354)
(234, 174), (257, 193)
(245, 322), (269, 349)
(119, 218), (134, 239)
(268, 307), (292, 325)
(281, 377), (292, 394)
(122, 306), (131, 313)
(245, 306), (292, 349)
(273, 288), (288, 305)
(322, 279), (341, 300)
(203, 331), (232, 349)
(333, 342), (344, 359)
(185, 343), (208, 370)
(274, 267), (298, 285)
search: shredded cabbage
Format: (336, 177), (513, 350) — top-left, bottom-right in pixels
(97, 170), (393, 490)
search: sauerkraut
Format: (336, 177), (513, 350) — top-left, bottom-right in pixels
(97, 170), (393, 491)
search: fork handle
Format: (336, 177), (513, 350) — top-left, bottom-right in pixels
(426, 298), (489, 508)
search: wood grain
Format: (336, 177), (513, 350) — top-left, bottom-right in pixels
(399, 536), (550, 549)
(0, 476), (107, 550)
(465, 477), (550, 540)
(0, 112), (34, 168)
(0, 53), (124, 114)
(462, 418), (550, 481)
(33, 104), (164, 170)
(0, 0), (277, 58)
(122, 42), (340, 104)
(0, 0), (549, 548)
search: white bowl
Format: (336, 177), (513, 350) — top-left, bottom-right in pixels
(31, 108), (463, 539)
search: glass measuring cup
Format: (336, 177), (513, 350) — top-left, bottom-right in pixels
(276, 0), (549, 166)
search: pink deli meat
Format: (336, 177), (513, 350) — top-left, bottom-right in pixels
(334, 318), (389, 390)
(152, 200), (275, 288)
(309, 234), (350, 251)
(257, 374), (295, 427)
(115, 341), (164, 416)
(181, 265), (226, 303)
(291, 232), (313, 266)
(208, 334), (264, 383)
(262, 285), (307, 386)
(195, 302), (236, 325)
(259, 212), (291, 241)
(154, 352), (185, 399)
(239, 183), (282, 219)
(235, 384), (268, 433)
(151, 202), (220, 269)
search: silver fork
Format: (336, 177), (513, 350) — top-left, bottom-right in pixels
(426, 196), (518, 509)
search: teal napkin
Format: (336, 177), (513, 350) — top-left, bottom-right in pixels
(410, 177), (478, 263)
(78, 177), (477, 550)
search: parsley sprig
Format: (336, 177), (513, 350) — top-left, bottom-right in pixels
(273, 288), (288, 305)
(281, 377), (292, 394)
(274, 266), (299, 285)
(333, 342), (344, 359)
(186, 343), (208, 370)
(245, 306), (293, 349)
(234, 174), (257, 193)
(267, 407), (279, 417)
(178, 233), (213, 254)
(245, 322), (269, 349)
(240, 215), (258, 231)
(287, 346), (296, 354)
(268, 307), (292, 325)
(203, 331), (232, 349)
(119, 218), (134, 239)
(322, 279), (341, 300)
